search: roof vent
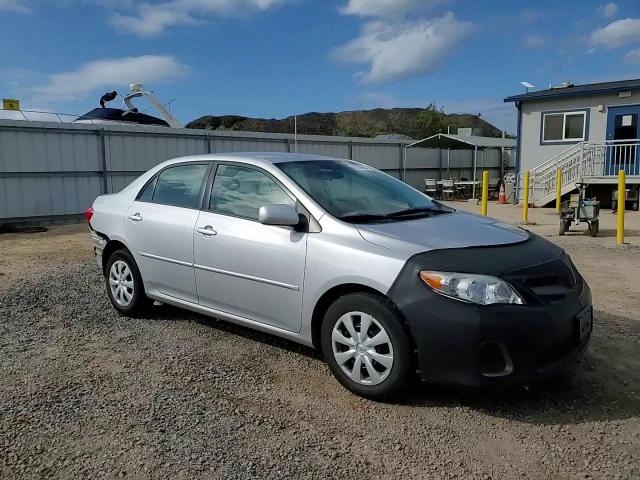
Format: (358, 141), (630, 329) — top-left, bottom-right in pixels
(551, 81), (574, 89)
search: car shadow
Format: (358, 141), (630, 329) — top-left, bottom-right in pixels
(147, 304), (640, 425)
(150, 303), (322, 360)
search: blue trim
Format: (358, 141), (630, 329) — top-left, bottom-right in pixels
(539, 108), (589, 145)
(515, 101), (522, 176)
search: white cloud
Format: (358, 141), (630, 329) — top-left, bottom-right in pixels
(524, 34), (546, 48)
(601, 2), (618, 18)
(339, 0), (444, 18)
(332, 12), (473, 84)
(32, 55), (189, 99)
(590, 18), (640, 47)
(625, 48), (640, 64)
(107, 0), (288, 36)
(0, 0), (30, 13)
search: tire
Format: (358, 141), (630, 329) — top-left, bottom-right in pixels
(559, 219), (566, 236)
(321, 293), (413, 400)
(612, 200), (617, 212)
(589, 220), (598, 237)
(104, 249), (152, 317)
(633, 202), (638, 211)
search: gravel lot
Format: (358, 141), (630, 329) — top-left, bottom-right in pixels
(1, 204), (639, 479)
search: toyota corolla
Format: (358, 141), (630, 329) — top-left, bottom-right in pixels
(87, 153), (592, 399)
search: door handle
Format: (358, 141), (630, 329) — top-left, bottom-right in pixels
(128, 213), (142, 222)
(196, 225), (217, 237)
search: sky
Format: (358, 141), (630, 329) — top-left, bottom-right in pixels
(1, 0), (639, 134)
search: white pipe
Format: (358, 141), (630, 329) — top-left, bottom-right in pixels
(473, 146), (478, 199)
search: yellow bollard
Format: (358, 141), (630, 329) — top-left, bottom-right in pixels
(556, 168), (562, 214)
(481, 171), (489, 216)
(522, 170), (530, 224)
(617, 170), (625, 245)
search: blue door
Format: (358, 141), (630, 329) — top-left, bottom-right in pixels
(606, 105), (640, 175)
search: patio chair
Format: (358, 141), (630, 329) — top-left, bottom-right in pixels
(424, 178), (438, 198)
(441, 179), (457, 200)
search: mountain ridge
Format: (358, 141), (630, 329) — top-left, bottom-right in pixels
(186, 107), (508, 139)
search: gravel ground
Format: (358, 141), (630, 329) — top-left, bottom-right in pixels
(1, 212), (640, 479)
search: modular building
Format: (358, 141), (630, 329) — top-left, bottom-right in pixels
(504, 78), (640, 207)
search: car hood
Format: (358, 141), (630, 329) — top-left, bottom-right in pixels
(356, 211), (530, 255)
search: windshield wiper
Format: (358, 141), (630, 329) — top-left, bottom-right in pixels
(338, 213), (390, 223)
(339, 206), (451, 223)
(386, 206), (448, 218)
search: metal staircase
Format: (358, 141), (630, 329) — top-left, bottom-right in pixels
(518, 140), (639, 207)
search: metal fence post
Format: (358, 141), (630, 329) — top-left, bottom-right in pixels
(99, 128), (108, 194)
(400, 143), (406, 182)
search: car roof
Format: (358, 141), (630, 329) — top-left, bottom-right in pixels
(168, 152), (344, 165)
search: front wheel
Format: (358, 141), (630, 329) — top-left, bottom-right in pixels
(105, 249), (152, 317)
(321, 293), (413, 400)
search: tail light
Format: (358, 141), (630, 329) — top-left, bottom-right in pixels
(84, 207), (94, 223)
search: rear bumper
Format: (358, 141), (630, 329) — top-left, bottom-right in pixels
(397, 281), (591, 386)
(90, 230), (106, 272)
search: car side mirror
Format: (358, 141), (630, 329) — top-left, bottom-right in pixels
(258, 204), (300, 227)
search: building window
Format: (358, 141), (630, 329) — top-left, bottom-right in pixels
(542, 111), (586, 142)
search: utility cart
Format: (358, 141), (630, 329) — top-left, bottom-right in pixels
(559, 183), (600, 237)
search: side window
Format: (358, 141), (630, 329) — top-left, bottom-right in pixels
(152, 164), (208, 209)
(210, 164), (295, 220)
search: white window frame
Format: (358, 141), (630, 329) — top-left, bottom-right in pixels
(542, 111), (587, 143)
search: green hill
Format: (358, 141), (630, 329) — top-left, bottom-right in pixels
(186, 106), (507, 139)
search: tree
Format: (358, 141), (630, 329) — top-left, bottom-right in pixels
(417, 102), (449, 138)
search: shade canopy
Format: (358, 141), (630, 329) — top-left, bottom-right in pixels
(407, 133), (516, 150)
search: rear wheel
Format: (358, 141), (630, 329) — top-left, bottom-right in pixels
(105, 249), (151, 317)
(559, 219), (566, 236)
(321, 293), (413, 400)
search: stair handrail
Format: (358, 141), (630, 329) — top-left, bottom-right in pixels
(528, 142), (586, 174)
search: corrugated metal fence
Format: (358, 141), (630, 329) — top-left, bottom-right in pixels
(0, 119), (514, 223)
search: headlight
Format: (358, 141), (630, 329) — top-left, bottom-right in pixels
(419, 271), (524, 305)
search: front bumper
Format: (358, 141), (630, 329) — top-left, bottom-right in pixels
(398, 281), (591, 386)
(388, 236), (592, 387)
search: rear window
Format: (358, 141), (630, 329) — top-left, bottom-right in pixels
(151, 164), (208, 209)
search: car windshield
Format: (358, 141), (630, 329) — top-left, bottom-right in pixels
(276, 160), (453, 223)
